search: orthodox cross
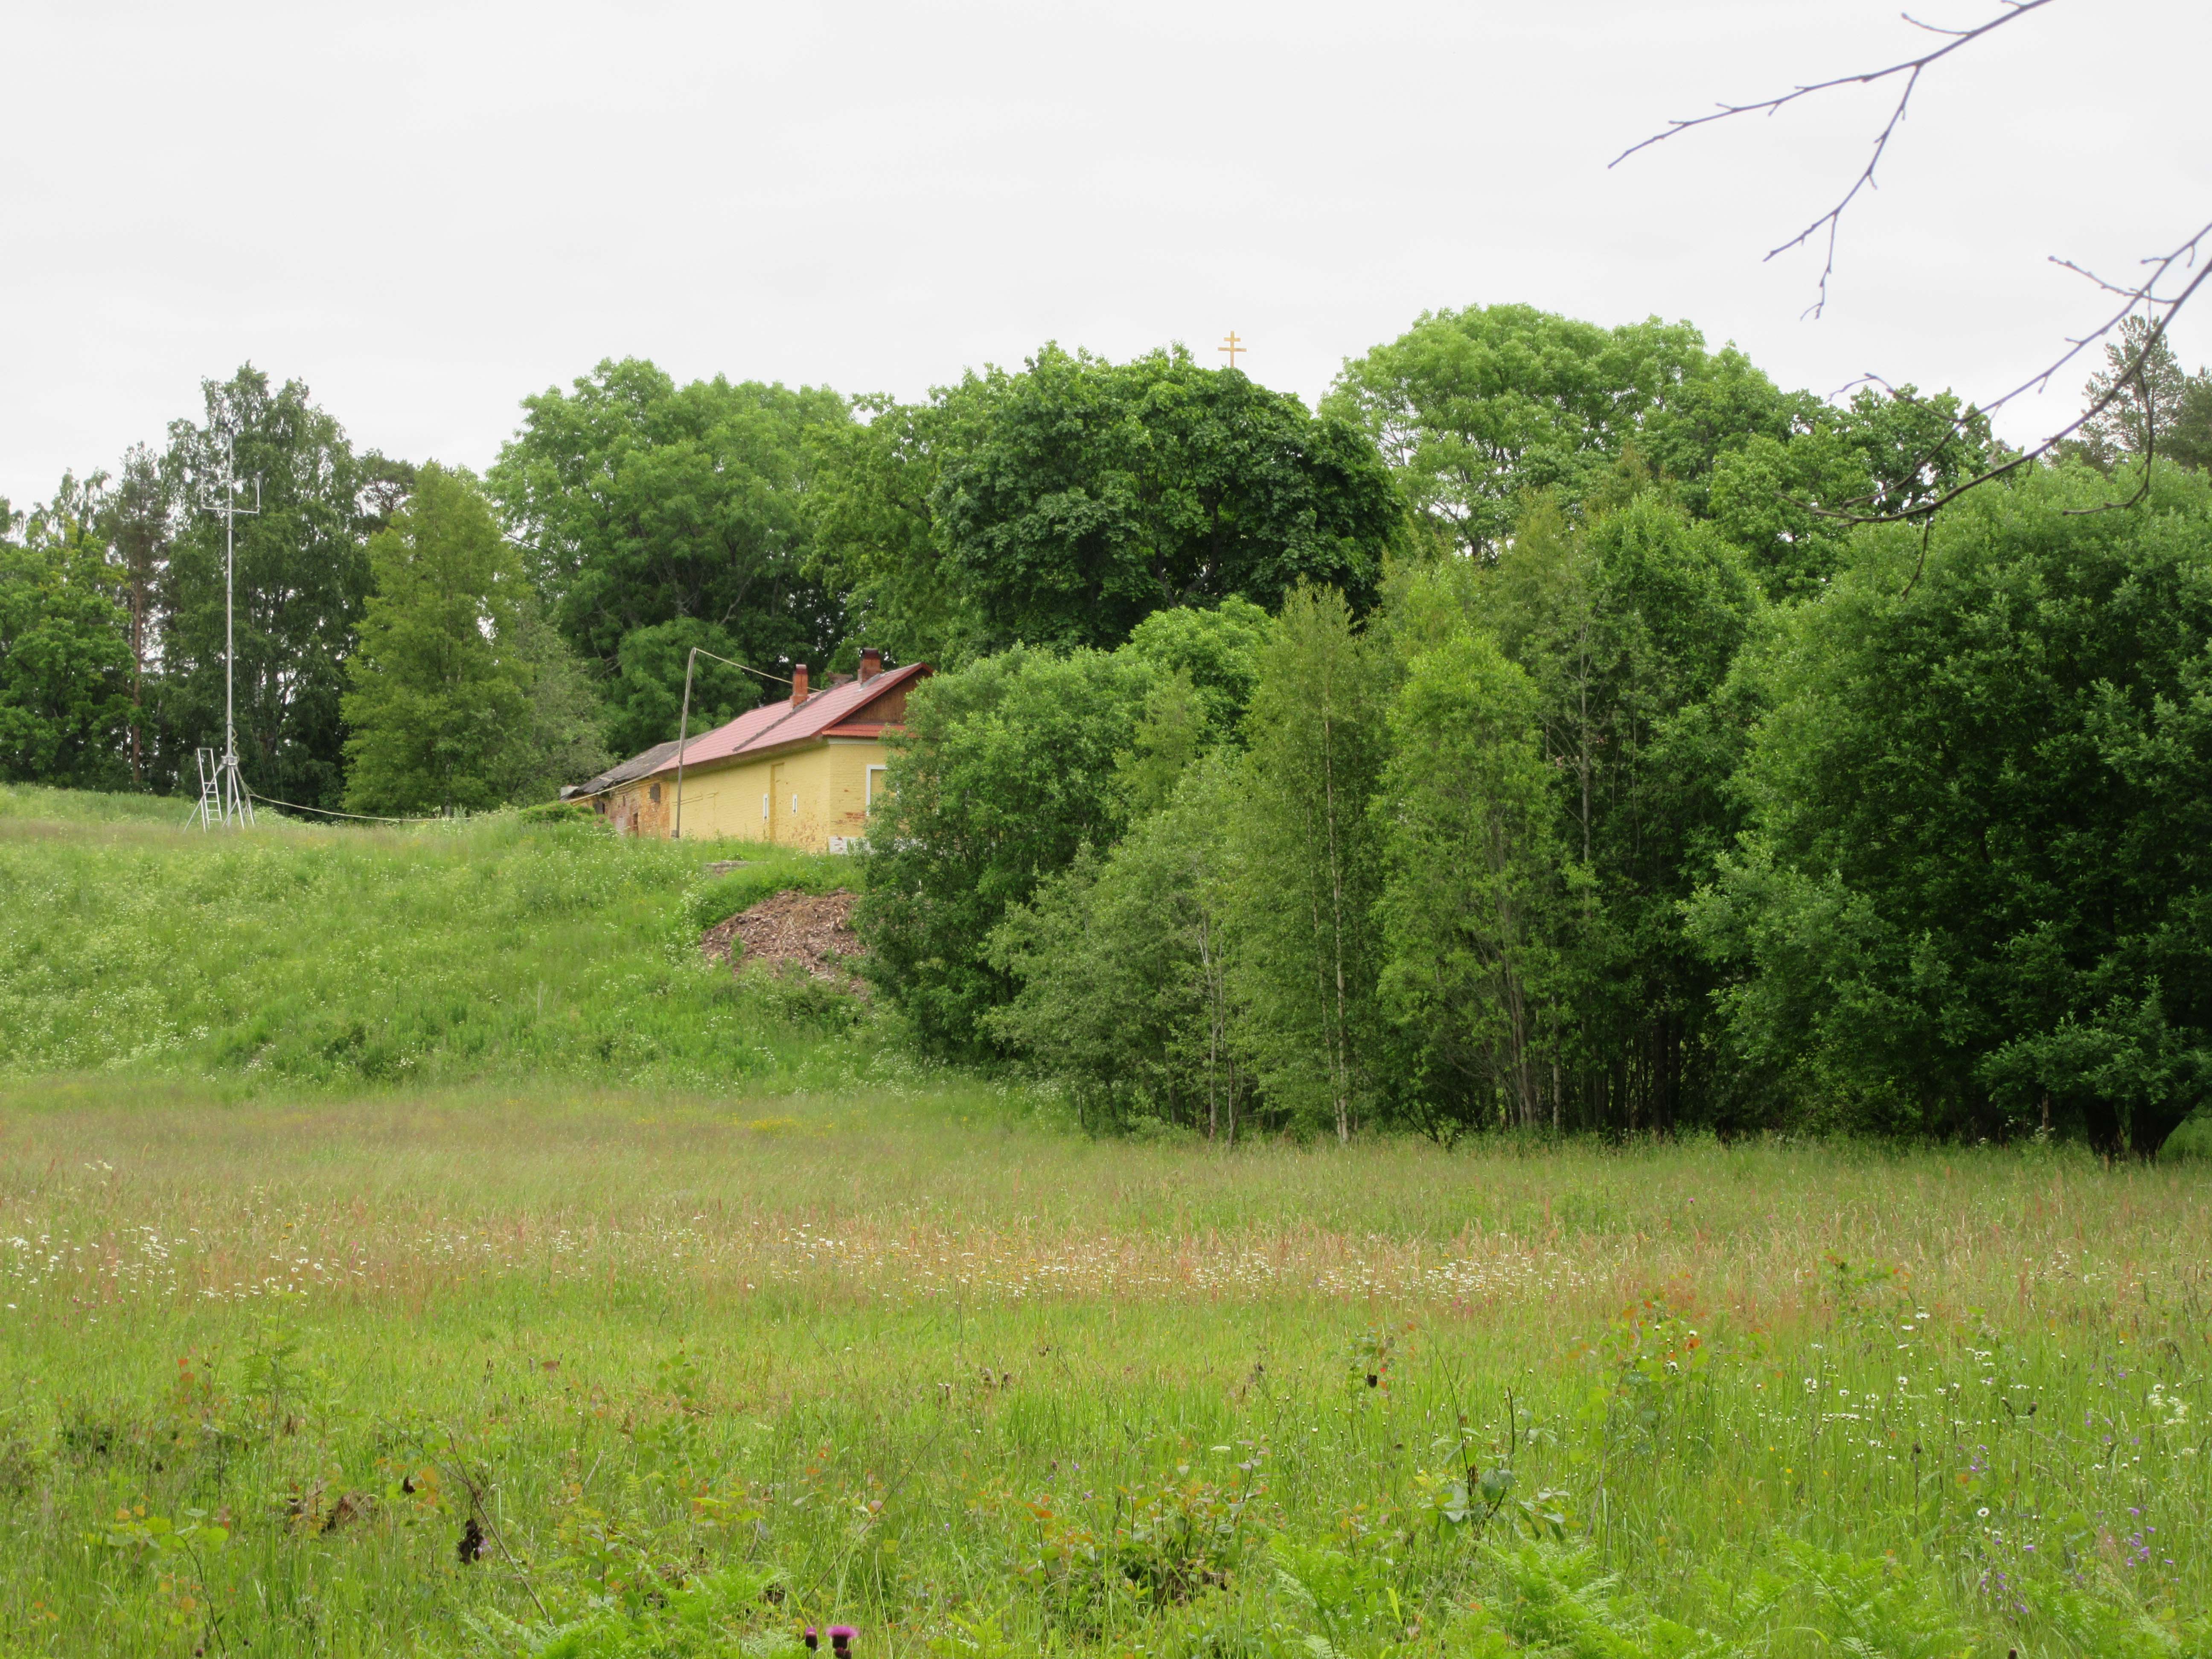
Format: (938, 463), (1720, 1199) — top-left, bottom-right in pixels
(1218, 330), (1245, 368)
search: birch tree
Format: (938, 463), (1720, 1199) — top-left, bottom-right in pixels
(1229, 585), (1386, 1141)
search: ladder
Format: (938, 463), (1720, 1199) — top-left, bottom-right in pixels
(191, 747), (255, 829)
(194, 748), (222, 830)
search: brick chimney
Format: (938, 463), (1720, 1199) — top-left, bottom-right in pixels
(789, 662), (809, 705)
(859, 646), (882, 684)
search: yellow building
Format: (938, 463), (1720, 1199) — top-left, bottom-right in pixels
(568, 654), (929, 851)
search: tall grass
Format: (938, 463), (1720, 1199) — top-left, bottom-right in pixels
(5, 786), (2211, 1657)
(0, 786), (859, 1090)
(1, 1086), (2207, 1657)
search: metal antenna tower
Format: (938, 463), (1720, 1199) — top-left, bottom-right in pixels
(194, 435), (259, 830)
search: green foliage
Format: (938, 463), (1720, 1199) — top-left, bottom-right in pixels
(1771, 1539), (1972, 1659)
(816, 346), (1400, 661)
(805, 388), (993, 669)
(1374, 631), (1569, 1138)
(489, 358), (851, 755)
(1705, 385), (1990, 600)
(1690, 461), (2212, 1151)
(343, 465), (536, 816)
(1228, 586), (1389, 1140)
(507, 595), (614, 803)
(492, 1562), (792, 1658)
(156, 365), (392, 809)
(1119, 596), (1273, 735)
(1114, 599), (1272, 815)
(856, 644), (1154, 1057)
(2066, 317), (2212, 475)
(987, 757), (1243, 1132)
(1485, 495), (1761, 1132)
(1324, 304), (1796, 558)
(0, 487), (134, 787)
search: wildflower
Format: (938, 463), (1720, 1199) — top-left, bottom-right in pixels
(830, 1627), (858, 1656)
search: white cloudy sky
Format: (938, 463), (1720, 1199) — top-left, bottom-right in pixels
(4, 0), (2206, 507)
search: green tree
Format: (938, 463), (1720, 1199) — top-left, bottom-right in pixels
(1374, 631), (1568, 1138)
(342, 466), (534, 816)
(501, 598), (611, 803)
(816, 346), (1401, 662)
(935, 348), (1399, 650)
(1118, 596), (1272, 733)
(1394, 494), (1760, 1133)
(1325, 303), (1799, 558)
(805, 390), (992, 668)
(1689, 461), (2212, 1153)
(987, 757), (1244, 1135)
(98, 445), (169, 786)
(489, 359), (851, 755)
(1113, 597), (1274, 815)
(1228, 585), (1388, 1141)
(157, 366), (391, 807)
(856, 645), (1155, 1057)
(2067, 317), (2212, 474)
(0, 486), (134, 786)
(1706, 385), (1990, 600)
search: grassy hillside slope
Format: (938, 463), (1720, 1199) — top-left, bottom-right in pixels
(0, 785), (867, 1091)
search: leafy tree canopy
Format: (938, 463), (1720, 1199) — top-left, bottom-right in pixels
(158, 366), (396, 808)
(343, 464), (535, 817)
(1327, 302), (1991, 605)
(1326, 303), (1798, 558)
(857, 644), (1156, 1058)
(1689, 461), (2212, 1153)
(936, 347), (1400, 651)
(0, 486), (134, 787)
(2063, 317), (2212, 475)
(812, 347), (1403, 666)
(489, 358), (851, 757)
(804, 388), (993, 671)
(1706, 384), (1990, 600)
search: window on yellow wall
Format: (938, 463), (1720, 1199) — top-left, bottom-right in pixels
(866, 765), (887, 809)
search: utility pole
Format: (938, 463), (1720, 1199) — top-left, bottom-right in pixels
(193, 436), (258, 830)
(671, 644), (794, 840)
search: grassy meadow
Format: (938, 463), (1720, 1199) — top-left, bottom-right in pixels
(1, 787), (2209, 1658)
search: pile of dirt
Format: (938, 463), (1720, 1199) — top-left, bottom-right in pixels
(700, 888), (865, 993)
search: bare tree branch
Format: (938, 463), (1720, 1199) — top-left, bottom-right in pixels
(1816, 222), (2212, 524)
(1611, 0), (2060, 318)
(1615, 1), (2209, 528)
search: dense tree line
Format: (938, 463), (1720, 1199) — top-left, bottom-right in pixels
(5, 310), (2208, 1148)
(853, 310), (2212, 1155)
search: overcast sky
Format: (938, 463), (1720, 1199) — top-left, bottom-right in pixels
(6, 0), (2206, 508)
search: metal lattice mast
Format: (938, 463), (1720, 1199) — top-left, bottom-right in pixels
(197, 436), (258, 829)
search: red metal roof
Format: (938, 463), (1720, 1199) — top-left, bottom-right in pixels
(649, 661), (929, 777)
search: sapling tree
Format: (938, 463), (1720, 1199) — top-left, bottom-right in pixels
(1228, 585), (1387, 1142)
(1374, 631), (1569, 1135)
